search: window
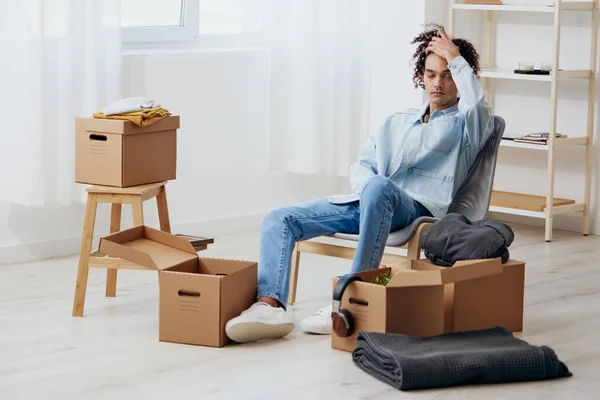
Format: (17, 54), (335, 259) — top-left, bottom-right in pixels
(122, 0), (199, 43)
(122, 0), (266, 45)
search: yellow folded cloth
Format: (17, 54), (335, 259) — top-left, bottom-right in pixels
(93, 107), (171, 127)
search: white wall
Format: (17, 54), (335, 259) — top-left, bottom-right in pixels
(121, 49), (348, 238)
(426, 0), (600, 234)
(368, 1), (424, 132)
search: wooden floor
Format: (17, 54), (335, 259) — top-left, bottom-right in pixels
(1, 223), (599, 399)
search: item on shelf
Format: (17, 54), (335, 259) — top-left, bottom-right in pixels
(517, 61), (534, 71)
(512, 132), (566, 145)
(514, 69), (550, 75)
(527, 132), (563, 138)
(463, 0), (504, 4)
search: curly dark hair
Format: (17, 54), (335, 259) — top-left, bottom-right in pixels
(410, 24), (481, 89)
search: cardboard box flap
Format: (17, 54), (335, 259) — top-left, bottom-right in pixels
(76, 116), (180, 135)
(99, 226), (197, 270)
(386, 269), (447, 287)
(199, 258), (257, 276)
(143, 226), (198, 256)
(409, 258), (504, 284)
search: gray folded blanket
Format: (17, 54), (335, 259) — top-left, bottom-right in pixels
(352, 326), (572, 391)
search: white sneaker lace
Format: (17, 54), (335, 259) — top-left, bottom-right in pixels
(315, 305), (333, 317)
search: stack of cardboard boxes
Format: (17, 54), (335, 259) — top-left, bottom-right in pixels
(74, 116), (258, 347)
(332, 257), (525, 352)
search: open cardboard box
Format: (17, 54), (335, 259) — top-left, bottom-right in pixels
(99, 226), (257, 347)
(332, 257), (525, 352)
(75, 116), (180, 187)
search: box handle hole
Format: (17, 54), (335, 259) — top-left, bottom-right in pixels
(178, 290), (200, 297)
(349, 298), (368, 307)
(89, 134), (107, 141)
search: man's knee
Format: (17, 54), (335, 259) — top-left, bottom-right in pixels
(262, 207), (290, 229)
(360, 175), (399, 202)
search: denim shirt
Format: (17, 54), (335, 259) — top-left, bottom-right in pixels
(328, 55), (494, 218)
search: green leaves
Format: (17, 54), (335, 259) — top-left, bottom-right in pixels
(371, 269), (392, 286)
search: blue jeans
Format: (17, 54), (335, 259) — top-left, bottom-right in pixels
(257, 176), (432, 306)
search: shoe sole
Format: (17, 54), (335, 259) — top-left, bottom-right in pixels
(303, 328), (331, 335)
(301, 322), (332, 335)
(226, 321), (295, 343)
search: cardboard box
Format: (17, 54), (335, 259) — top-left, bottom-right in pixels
(75, 116), (180, 187)
(99, 226), (257, 347)
(332, 258), (525, 352)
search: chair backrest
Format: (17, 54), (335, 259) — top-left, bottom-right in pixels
(446, 115), (505, 221)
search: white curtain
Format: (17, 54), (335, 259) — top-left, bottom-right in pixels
(267, 0), (372, 176)
(0, 0), (122, 206)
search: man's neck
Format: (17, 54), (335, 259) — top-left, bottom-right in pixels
(428, 98), (459, 115)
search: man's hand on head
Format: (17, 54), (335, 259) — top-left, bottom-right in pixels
(426, 28), (461, 64)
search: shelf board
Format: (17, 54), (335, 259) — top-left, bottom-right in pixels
(453, 2), (595, 13)
(490, 190), (575, 212)
(480, 68), (592, 81)
(558, 1), (596, 11)
(489, 205), (545, 218)
(500, 137), (589, 150)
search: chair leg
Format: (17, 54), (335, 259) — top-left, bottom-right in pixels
(156, 185), (171, 233)
(132, 197), (145, 226)
(288, 244), (301, 305)
(72, 193), (99, 317)
(105, 203), (122, 298)
(406, 223), (432, 261)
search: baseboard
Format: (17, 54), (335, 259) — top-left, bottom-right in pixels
(0, 212), (265, 265)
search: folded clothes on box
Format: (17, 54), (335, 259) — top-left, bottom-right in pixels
(103, 97), (160, 116)
(93, 107), (171, 127)
(93, 97), (171, 127)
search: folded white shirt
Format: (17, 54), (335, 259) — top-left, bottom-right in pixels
(103, 97), (160, 116)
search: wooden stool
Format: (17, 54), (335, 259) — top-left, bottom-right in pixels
(72, 181), (171, 317)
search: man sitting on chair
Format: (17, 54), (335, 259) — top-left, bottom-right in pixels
(226, 25), (494, 343)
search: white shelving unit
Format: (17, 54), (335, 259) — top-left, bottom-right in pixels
(449, 0), (598, 242)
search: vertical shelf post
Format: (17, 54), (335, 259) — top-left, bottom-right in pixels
(583, 0), (599, 236)
(545, 1), (562, 242)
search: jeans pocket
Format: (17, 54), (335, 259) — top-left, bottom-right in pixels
(406, 167), (454, 206)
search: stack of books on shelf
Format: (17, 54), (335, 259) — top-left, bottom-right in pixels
(511, 132), (566, 145)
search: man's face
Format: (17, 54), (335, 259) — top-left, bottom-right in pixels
(422, 53), (459, 109)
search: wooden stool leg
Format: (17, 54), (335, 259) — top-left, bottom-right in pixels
(288, 244), (301, 305)
(132, 197), (144, 226)
(156, 185), (171, 233)
(105, 204), (122, 298)
(72, 193), (99, 317)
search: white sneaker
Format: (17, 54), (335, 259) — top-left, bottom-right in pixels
(301, 304), (332, 335)
(225, 302), (295, 343)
